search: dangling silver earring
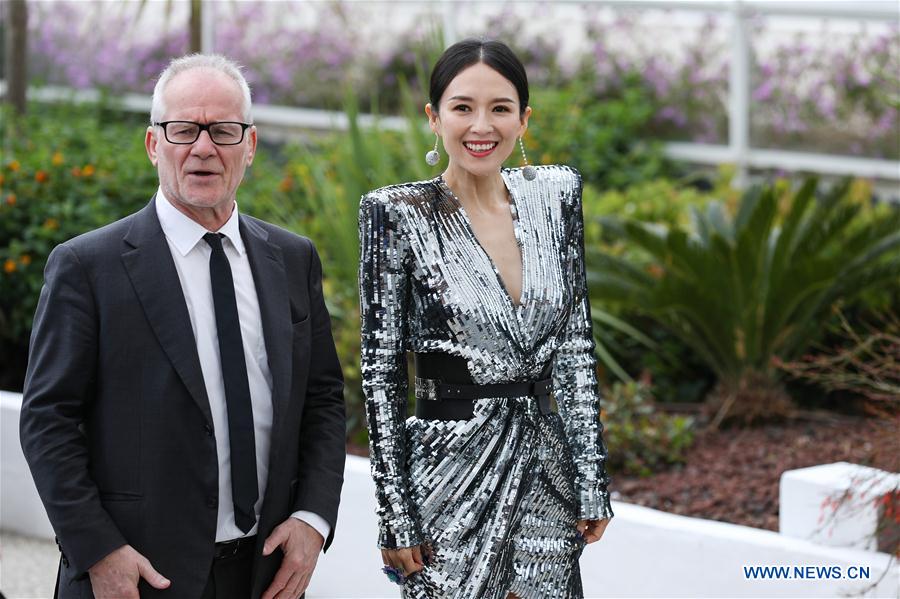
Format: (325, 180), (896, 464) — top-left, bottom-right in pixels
(519, 137), (536, 181)
(425, 134), (440, 166)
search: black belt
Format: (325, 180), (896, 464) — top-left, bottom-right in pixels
(414, 353), (554, 421)
(214, 535), (256, 559)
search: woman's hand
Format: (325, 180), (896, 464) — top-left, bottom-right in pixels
(381, 544), (431, 579)
(576, 518), (611, 544)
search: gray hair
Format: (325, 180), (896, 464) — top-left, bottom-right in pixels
(150, 54), (252, 123)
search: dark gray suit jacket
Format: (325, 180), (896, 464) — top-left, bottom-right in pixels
(20, 199), (346, 598)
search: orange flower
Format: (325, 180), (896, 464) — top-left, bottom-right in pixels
(35, 170), (49, 183)
(3, 259), (16, 274)
(82, 164), (96, 177)
(5, 193), (15, 206)
(20, 254), (31, 266)
(0, 173), (5, 186)
(52, 152), (64, 166)
(278, 176), (293, 193)
(8, 160), (20, 172)
(44, 218), (59, 230)
(71, 166), (82, 178)
(647, 264), (665, 279)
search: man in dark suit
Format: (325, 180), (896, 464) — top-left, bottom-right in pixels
(19, 54), (346, 599)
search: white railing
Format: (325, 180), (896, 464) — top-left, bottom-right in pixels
(592, 1), (898, 187)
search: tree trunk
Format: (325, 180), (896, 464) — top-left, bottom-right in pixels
(189, 0), (202, 54)
(705, 370), (795, 428)
(3, 0), (28, 114)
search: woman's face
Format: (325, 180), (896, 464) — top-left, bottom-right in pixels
(427, 62), (531, 178)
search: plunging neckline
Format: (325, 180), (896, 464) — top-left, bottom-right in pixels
(437, 172), (526, 310)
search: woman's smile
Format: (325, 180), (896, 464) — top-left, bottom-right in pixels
(463, 141), (499, 157)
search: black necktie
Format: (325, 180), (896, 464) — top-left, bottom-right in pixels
(203, 232), (258, 533)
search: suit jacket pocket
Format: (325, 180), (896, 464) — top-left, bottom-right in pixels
(99, 495), (144, 554)
(292, 316), (311, 340)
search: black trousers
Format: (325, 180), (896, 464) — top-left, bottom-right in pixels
(201, 538), (255, 599)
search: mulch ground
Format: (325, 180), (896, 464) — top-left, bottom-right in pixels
(611, 413), (900, 531)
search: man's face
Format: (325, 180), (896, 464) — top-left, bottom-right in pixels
(145, 69), (256, 218)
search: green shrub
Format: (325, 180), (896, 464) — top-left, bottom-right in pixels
(597, 312), (716, 404)
(0, 104), (157, 389)
(582, 176), (722, 398)
(0, 102), (283, 391)
(593, 178), (900, 425)
(528, 70), (680, 190)
(584, 172), (896, 407)
(602, 381), (695, 477)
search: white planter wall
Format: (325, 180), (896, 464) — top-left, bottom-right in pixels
(1, 390), (55, 540)
(3, 391), (898, 597)
(781, 462), (900, 552)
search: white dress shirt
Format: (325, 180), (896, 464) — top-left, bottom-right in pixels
(155, 190), (330, 545)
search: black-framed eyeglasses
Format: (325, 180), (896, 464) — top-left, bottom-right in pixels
(153, 121), (252, 145)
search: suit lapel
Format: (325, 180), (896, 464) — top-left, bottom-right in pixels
(121, 199), (213, 425)
(240, 216), (292, 426)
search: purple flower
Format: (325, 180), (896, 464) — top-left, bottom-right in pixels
(657, 106), (687, 127)
(753, 80), (775, 102)
(851, 63), (872, 87)
(593, 42), (607, 66)
(814, 94), (836, 120)
(689, 69), (706, 86)
(874, 109), (897, 135)
(785, 108), (806, 133)
(771, 113), (786, 135)
(643, 59), (671, 97)
(870, 34), (890, 55)
(792, 41), (811, 56)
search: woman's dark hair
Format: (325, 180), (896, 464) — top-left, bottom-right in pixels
(429, 39), (529, 116)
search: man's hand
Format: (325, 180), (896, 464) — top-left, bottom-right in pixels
(576, 518), (611, 544)
(261, 517), (324, 599)
(88, 544), (170, 599)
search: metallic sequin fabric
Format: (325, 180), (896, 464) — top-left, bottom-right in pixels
(359, 165), (613, 598)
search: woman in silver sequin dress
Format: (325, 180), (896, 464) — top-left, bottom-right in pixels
(359, 40), (613, 599)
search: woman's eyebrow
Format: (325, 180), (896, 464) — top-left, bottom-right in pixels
(447, 95), (516, 103)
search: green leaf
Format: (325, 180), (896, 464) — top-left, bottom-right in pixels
(592, 309), (659, 350)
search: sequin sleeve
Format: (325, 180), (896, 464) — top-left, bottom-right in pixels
(552, 169), (614, 521)
(358, 192), (424, 549)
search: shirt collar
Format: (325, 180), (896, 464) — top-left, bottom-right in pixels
(155, 187), (245, 256)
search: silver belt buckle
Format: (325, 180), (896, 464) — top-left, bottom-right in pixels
(414, 377), (440, 402)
